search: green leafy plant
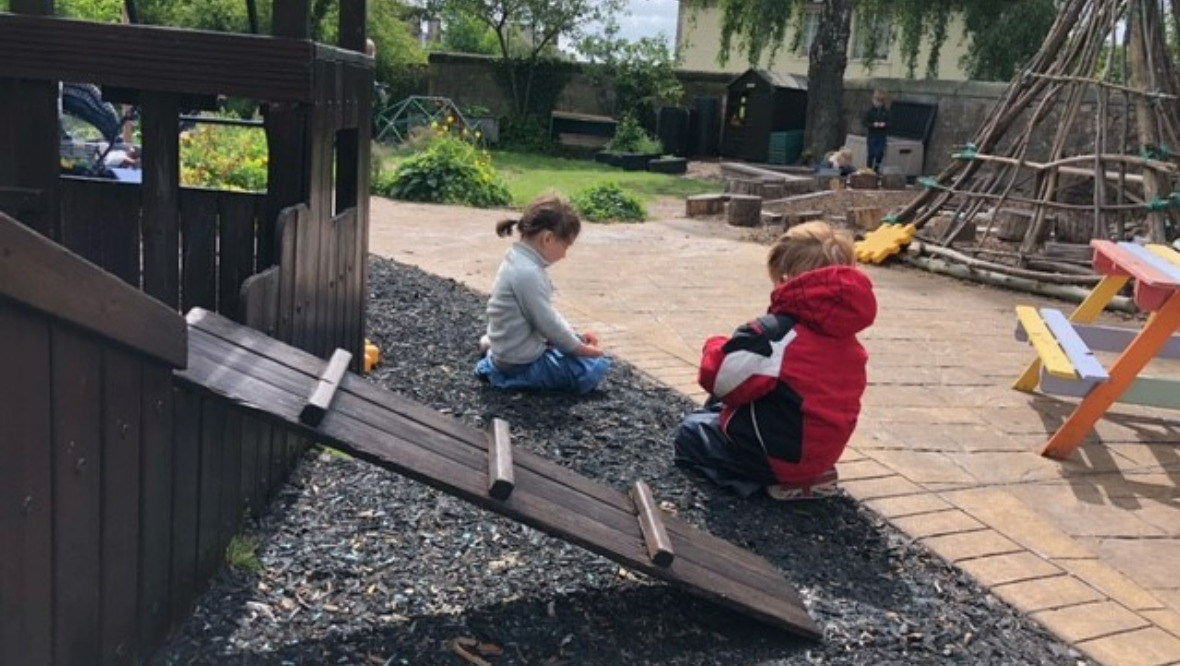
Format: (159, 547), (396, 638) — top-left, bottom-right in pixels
(572, 181), (646, 223)
(605, 114), (662, 155)
(224, 535), (263, 574)
(377, 118), (511, 208)
(498, 114), (556, 154)
(180, 118), (268, 192)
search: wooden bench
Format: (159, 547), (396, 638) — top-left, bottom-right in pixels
(1013, 240), (1180, 458)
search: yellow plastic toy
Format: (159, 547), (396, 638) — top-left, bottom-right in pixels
(364, 339), (381, 374)
(855, 223), (916, 264)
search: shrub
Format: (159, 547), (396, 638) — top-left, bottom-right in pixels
(377, 122), (512, 208)
(572, 182), (646, 223)
(605, 114), (662, 155)
(180, 118), (268, 192)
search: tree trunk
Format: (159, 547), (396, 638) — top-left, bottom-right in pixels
(803, 0), (853, 164)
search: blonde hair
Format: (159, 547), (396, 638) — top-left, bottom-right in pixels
(767, 221), (855, 280)
(830, 148), (853, 166)
(495, 193), (581, 242)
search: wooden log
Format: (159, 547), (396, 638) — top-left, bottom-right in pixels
(783, 210), (824, 228)
(1043, 241), (1095, 263)
(760, 181), (787, 200)
(299, 348), (353, 426)
(761, 211), (785, 226)
(726, 194), (762, 227)
(848, 207), (884, 232)
(630, 481), (674, 567)
(815, 173), (845, 191)
(485, 418), (515, 500)
(686, 194), (726, 217)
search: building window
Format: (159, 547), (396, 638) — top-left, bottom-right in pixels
(851, 13), (891, 60)
(793, 8), (821, 56)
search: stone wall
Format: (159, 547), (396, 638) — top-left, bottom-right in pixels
(425, 53), (1129, 175)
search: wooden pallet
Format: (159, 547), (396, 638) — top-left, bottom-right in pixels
(176, 308), (821, 640)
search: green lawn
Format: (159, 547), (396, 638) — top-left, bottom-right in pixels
(375, 145), (717, 207)
(491, 151), (716, 206)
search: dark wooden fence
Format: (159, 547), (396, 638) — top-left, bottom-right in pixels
(0, 2), (373, 663)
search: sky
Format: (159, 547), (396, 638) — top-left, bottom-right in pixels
(616, 0), (678, 50)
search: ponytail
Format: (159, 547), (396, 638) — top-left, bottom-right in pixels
(495, 218), (518, 237)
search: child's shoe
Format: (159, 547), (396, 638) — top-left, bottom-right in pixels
(478, 334), (491, 357)
(766, 467), (840, 501)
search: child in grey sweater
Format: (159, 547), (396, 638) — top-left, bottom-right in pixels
(474, 194), (613, 393)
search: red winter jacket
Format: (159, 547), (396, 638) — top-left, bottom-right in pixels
(698, 265), (876, 484)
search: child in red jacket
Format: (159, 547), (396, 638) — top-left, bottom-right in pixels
(672, 221), (877, 500)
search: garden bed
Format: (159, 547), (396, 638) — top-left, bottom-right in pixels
(153, 257), (1089, 665)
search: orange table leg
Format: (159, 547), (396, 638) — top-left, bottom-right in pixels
(1013, 275), (1129, 392)
(1042, 293), (1180, 459)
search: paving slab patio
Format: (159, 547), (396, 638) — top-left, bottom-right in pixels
(369, 197), (1180, 666)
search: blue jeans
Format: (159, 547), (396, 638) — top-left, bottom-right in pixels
(474, 348), (612, 394)
(867, 135), (886, 172)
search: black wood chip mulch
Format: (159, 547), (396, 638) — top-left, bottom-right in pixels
(153, 256), (1090, 666)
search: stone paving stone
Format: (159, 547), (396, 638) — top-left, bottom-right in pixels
(1103, 444), (1180, 471)
(1141, 608), (1180, 640)
(860, 384), (948, 406)
(991, 574), (1105, 613)
(1031, 600), (1150, 643)
(940, 488), (1095, 559)
(889, 509), (986, 539)
(860, 405), (987, 426)
(838, 475), (925, 500)
(1077, 627), (1180, 666)
(857, 422), (1027, 453)
(834, 458), (894, 481)
(866, 449), (977, 485)
(1152, 590), (1180, 617)
(1058, 559), (1168, 612)
(937, 384), (1035, 408)
(921, 529), (1023, 563)
(1084, 538), (1180, 591)
(956, 551), (1064, 587)
(863, 493), (953, 519)
(980, 404), (1077, 435)
(942, 450), (1065, 484)
(1007, 485), (1169, 539)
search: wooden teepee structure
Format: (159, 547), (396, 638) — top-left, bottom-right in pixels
(882, 0), (1180, 277)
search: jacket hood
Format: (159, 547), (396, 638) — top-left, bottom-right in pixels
(769, 265), (876, 337)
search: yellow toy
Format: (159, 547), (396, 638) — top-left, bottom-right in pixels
(855, 223), (916, 264)
(364, 339), (381, 374)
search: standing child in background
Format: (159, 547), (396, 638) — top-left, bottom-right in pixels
(474, 194), (613, 394)
(671, 222), (877, 500)
(862, 89), (890, 173)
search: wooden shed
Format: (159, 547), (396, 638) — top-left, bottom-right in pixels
(721, 69), (807, 164)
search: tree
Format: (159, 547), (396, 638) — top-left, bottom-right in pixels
(580, 26), (683, 130)
(446, 0), (626, 115)
(437, 4), (501, 55)
(707, 0), (1058, 162)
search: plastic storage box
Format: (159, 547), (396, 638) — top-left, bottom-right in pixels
(844, 134), (925, 177)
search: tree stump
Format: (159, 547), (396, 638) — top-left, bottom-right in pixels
(783, 210), (824, 228)
(1053, 211), (1099, 244)
(848, 206), (884, 232)
(993, 208), (1050, 243)
(924, 213), (977, 244)
(726, 194), (763, 227)
(847, 172), (879, 190)
(726, 178), (763, 197)
(760, 181), (787, 200)
(880, 173), (907, 190)
(816, 172), (844, 191)
(686, 194), (726, 218)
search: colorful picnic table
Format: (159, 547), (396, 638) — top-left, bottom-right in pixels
(1013, 240), (1180, 459)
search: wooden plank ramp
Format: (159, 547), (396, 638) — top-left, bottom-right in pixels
(175, 308), (821, 640)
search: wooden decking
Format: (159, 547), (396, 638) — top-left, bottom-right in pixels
(176, 308), (822, 640)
